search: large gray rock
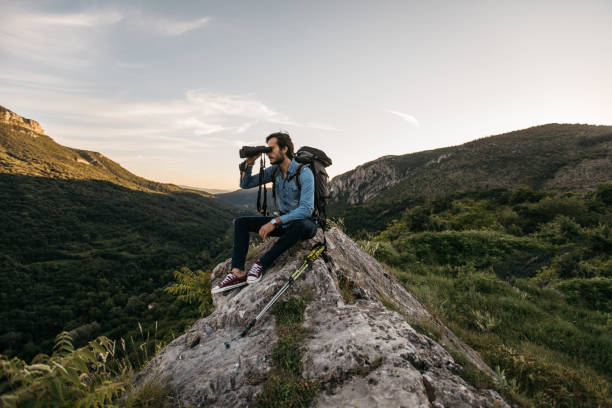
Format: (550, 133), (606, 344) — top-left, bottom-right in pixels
(134, 228), (509, 408)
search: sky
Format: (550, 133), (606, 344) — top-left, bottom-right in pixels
(1, 0), (611, 191)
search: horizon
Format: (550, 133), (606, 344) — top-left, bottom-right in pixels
(4, 101), (607, 193)
(1, 0), (610, 190)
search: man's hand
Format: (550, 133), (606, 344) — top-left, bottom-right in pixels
(259, 222), (275, 240)
(247, 153), (262, 166)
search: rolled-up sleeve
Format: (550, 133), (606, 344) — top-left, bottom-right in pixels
(279, 167), (315, 224)
(240, 164), (277, 189)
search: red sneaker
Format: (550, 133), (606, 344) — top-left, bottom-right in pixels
(247, 261), (264, 284)
(211, 272), (247, 294)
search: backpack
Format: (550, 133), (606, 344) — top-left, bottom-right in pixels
(272, 146), (332, 228)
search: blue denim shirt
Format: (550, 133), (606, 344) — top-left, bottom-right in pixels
(240, 158), (315, 227)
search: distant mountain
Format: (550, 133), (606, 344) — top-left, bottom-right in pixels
(178, 185), (232, 194)
(216, 188), (260, 212)
(329, 123), (612, 208)
(0, 105), (206, 196)
(0, 105), (239, 360)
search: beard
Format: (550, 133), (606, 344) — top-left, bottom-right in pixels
(270, 153), (285, 165)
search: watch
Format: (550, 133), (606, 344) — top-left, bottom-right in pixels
(270, 218), (277, 225)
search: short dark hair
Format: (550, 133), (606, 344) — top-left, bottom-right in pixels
(266, 132), (294, 159)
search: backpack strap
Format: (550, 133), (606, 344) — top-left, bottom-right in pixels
(256, 157), (268, 216)
(288, 163), (307, 190)
(272, 166), (279, 211)
(288, 163), (319, 220)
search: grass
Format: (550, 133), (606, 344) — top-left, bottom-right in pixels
(347, 188), (612, 407)
(446, 347), (531, 407)
(338, 274), (354, 303)
(252, 290), (320, 408)
(120, 381), (173, 407)
(378, 257), (610, 407)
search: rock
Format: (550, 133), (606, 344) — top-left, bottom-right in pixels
(0, 105), (45, 135)
(330, 156), (401, 205)
(134, 228), (509, 408)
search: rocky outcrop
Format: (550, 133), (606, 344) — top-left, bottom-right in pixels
(542, 157), (612, 192)
(330, 156), (401, 205)
(135, 228), (508, 408)
(0, 105), (45, 135)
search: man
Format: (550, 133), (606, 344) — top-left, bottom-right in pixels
(212, 132), (317, 293)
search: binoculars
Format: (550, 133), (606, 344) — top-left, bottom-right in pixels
(239, 145), (272, 158)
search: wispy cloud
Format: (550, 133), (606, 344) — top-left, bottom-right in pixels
(0, 3), (337, 158)
(27, 10), (124, 27)
(0, 69), (100, 95)
(129, 14), (211, 36)
(388, 110), (420, 128)
(0, 5), (211, 71)
(0, 9), (113, 69)
(1, 85), (336, 152)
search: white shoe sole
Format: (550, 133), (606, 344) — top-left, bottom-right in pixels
(247, 274), (262, 284)
(211, 281), (247, 294)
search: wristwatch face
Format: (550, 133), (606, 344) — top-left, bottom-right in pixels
(271, 218), (277, 225)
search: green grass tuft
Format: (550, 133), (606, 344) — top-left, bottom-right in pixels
(252, 292), (319, 407)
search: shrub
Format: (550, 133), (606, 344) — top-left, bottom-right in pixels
(484, 345), (611, 408)
(164, 267), (213, 316)
(0, 332), (125, 408)
(555, 278), (612, 313)
(534, 215), (583, 245)
(595, 183), (612, 205)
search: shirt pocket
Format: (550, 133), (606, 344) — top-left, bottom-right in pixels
(286, 181), (301, 206)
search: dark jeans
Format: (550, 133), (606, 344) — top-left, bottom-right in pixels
(231, 216), (317, 271)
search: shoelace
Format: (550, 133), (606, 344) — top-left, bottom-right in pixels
(249, 263), (263, 276)
(221, 273), (236, 285)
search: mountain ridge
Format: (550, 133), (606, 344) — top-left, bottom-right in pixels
(329, 123), (612, 207)
(0, 104), (213, 197)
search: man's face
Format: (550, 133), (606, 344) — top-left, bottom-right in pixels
(267, 137), (286, 164)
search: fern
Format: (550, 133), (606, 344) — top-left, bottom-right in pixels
(0, 333), (127, 408)
(165, 267), (214, 316)
(53, 331), (75, 357)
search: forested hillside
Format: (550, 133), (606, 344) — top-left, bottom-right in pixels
(0, 107), (241, 360)
(346, 185), (612, 407)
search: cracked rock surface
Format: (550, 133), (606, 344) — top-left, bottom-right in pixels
(134, 228), (509, 408)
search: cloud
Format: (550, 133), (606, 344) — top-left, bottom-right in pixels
(129, 14), (211, 36)
(0, 5), (211, 71)
(0, 70), (93, 92)
(27, 10), (123, 27)
(1, 85), (335, 154)
(0, 8), (114, 69)
(388, 110), (421, 128)
(185, 90), (280, 119)
(176, 118), (229, 135)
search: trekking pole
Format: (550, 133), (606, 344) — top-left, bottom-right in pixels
(224, 242), (326, 349)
